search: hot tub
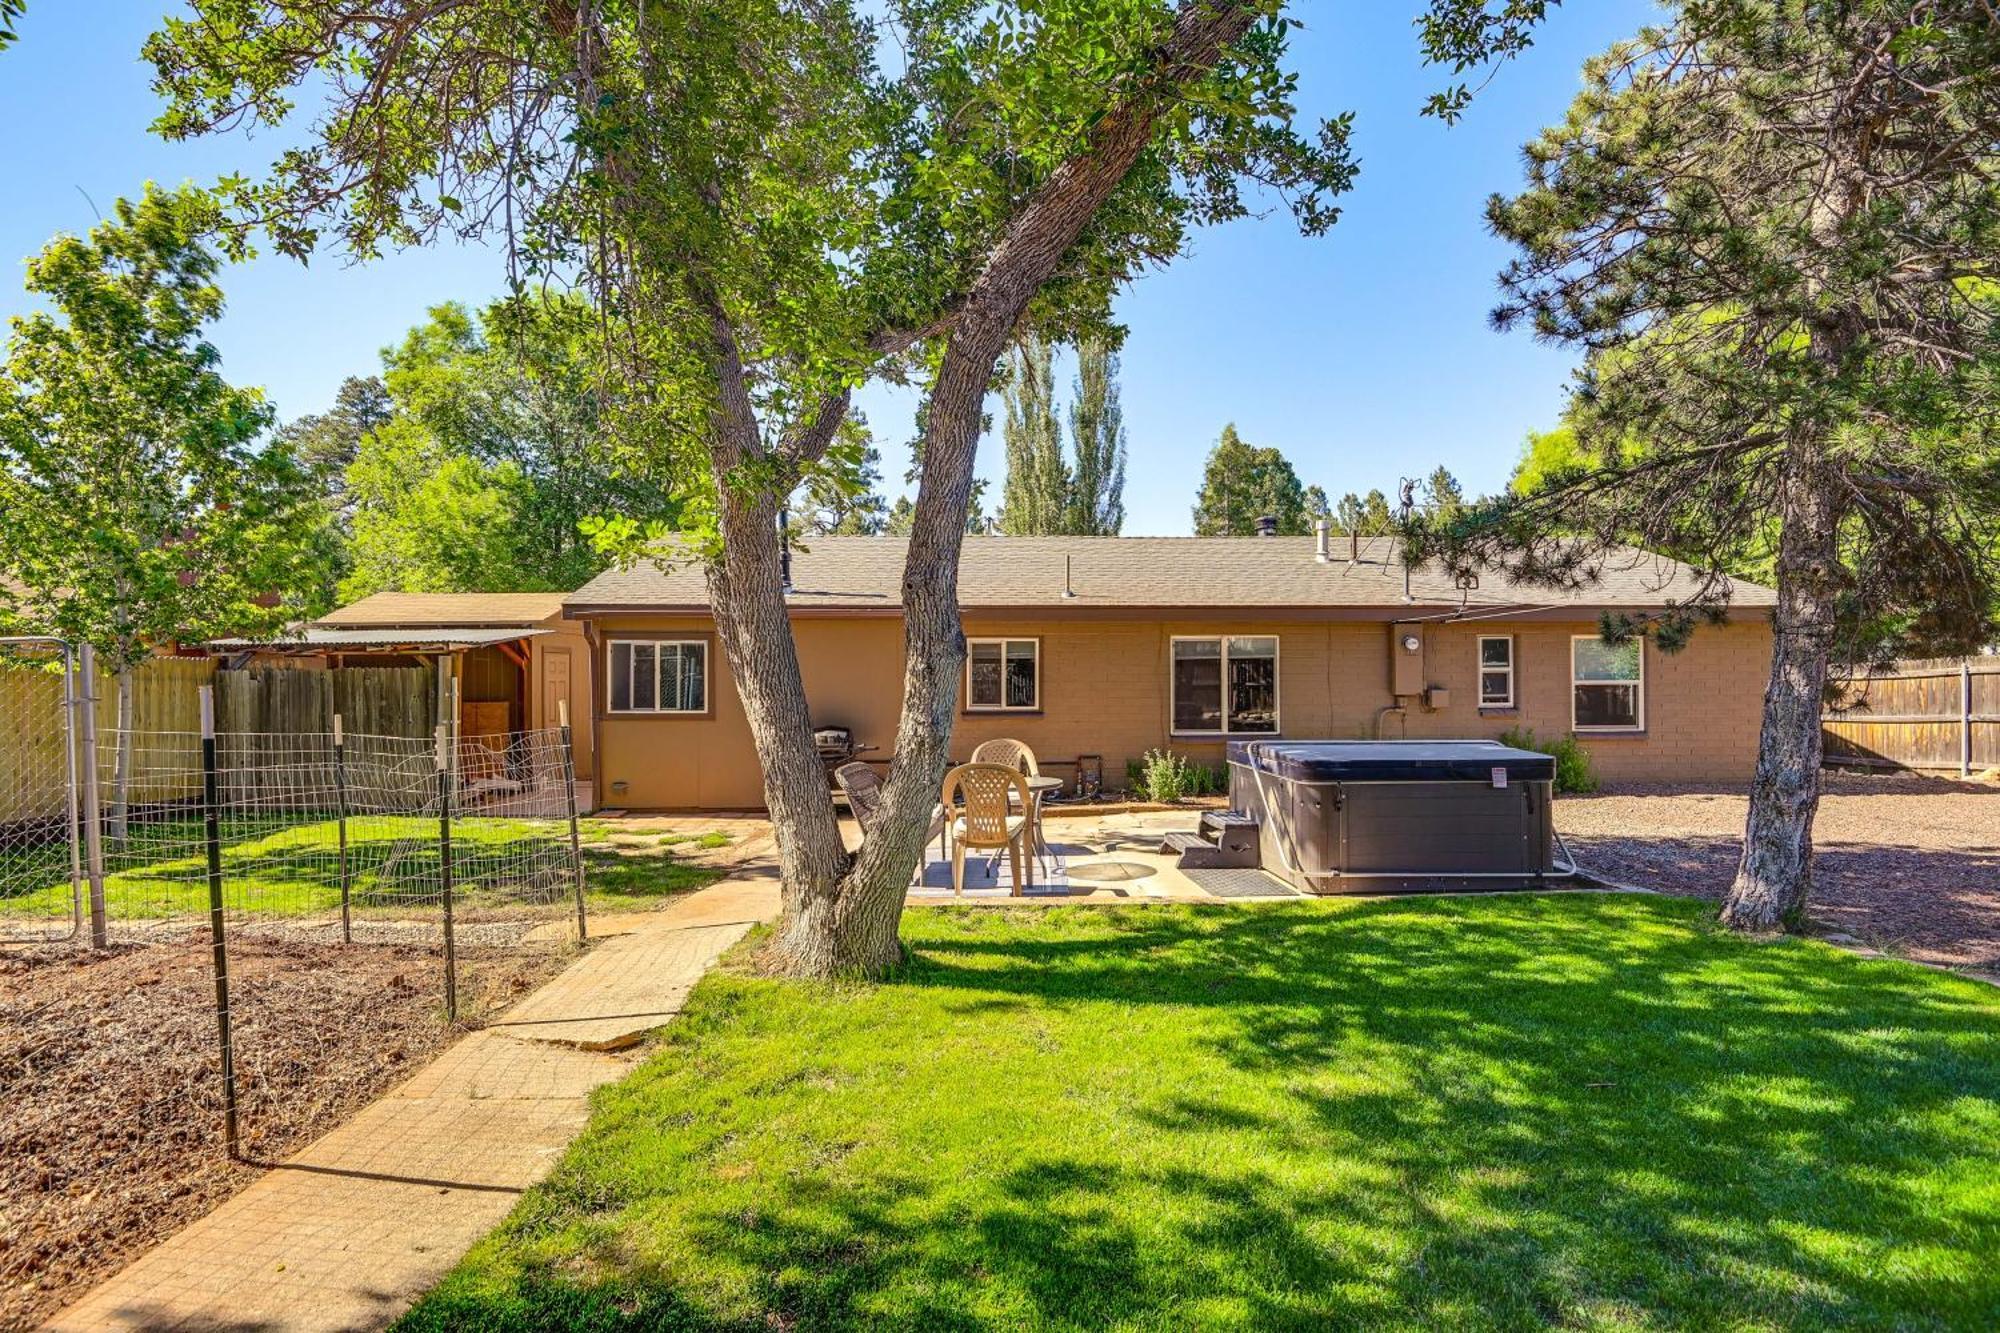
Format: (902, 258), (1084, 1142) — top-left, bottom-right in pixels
(1226, 740), (1570, 894)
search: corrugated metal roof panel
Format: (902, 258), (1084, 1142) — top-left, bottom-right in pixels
(210, 627), (552, 650)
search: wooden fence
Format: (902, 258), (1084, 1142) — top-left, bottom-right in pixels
(0, 654), (216, 824)
(212, 665), (437, 739)
(1822, 658), (2000, 774)
(3, 658), (442, 825)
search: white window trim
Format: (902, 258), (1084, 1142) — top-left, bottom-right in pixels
(1570, 634), (1645, 732)
(965, 637), (1040, 712)
(1478, 634), (1516, 709)
(607, 638), (709, 714)
(1170, 634), (1281, 736)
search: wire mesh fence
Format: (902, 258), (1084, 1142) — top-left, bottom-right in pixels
(0, 658), (599, 1315)
(2, 665), (591, 1163)
(0, 638), (82, 945)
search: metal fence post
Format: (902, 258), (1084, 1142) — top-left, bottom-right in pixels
(199, 687), (240, 1159)
(558, 700), (587, 943)
(1962, 660), (1974, 779)
(77, 644), (107, 948)
(334, 713), (351, 943)
(436, 723), (457, 1023)
(60, 643), (84, 939)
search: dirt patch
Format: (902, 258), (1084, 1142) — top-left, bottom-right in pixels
(0, 933), (565, 1329)
(1556, 772), (2000, 970)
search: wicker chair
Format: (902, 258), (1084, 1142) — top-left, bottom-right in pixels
(940, 762), (1033, 897)
(834, 761), (947, 863)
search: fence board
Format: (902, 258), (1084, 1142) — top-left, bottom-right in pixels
(1, 655), (215, 824)
(1823, 659), (2000, 773)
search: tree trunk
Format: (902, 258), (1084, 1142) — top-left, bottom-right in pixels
(725, 0), (1266, 977)
(1720, 444), (1840, 931)
(109, 665), (134, 849)
(691, 314), (863, 974)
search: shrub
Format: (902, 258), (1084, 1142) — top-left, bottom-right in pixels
(1126, 749), (1223, 802)
(1498, 726), (1599, 794)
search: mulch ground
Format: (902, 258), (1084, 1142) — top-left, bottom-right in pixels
(0, 933), (567, 1330)
(1555, 771), (2000, 972)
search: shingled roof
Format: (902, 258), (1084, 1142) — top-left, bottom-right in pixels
(566, 535), (1774, 614)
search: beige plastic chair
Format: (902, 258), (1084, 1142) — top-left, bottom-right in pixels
(970, 738), (1045, 868)
(940, 762), (1033, 897)
(970, 737), (1039, 777)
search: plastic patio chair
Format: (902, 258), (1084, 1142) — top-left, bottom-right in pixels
(940, 762), (1033, 897)
(970, 737), (1047, 870)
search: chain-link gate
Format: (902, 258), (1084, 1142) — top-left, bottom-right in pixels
(0, 637), (83, 944)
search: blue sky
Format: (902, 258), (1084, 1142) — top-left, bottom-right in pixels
(0, 1), (1661, 535)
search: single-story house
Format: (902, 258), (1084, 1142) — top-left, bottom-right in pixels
(213, 592), (595, 779)
(563, 533), (1775, 810)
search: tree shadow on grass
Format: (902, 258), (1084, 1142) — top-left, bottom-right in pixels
(399, 897), (2000, 1331)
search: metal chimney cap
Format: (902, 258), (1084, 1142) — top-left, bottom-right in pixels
(1254, 514), (1279, 537)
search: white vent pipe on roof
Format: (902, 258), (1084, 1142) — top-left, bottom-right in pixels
(1314, 517), (1331, 563)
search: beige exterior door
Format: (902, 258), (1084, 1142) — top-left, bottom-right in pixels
(542, 648), (572, 731)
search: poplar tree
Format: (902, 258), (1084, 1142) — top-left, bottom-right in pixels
(997, 336), (1070, 535)
(1066, 337), (1128, 536)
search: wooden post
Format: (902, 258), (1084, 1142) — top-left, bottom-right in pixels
(436, 723), (457, 1023)
(559, 699), (587, 943)
(199, 687), (240, 1158)
(334, 713), (351, 943)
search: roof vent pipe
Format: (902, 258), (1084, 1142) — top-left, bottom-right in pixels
(1349, 528), (1360, 563)
(1062, 554), (1077, 600)
(1314, 517), (1331, 563)
(1254, 514), (1279, 537)
(778, 507), (792, 591)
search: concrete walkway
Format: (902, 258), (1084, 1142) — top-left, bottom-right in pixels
(49, 872), (781, 1333)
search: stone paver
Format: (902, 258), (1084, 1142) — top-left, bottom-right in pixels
(48, 876), (779, 1333)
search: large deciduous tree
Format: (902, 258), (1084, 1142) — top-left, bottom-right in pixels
(1413, 1), (2000, 931)
(340, 296), (681, 597)
(0, 184), (330, 835)
(146, 0), (1538, 975)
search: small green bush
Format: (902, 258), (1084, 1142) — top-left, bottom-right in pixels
(1126, 749), (1224, 802)
(1498, 725), (1599, 794)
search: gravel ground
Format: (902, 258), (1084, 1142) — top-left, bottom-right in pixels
(1555, 771), (2000, 972)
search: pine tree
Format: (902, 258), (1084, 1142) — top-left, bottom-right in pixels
(1417, 2), (2000, 932)
(1191, 425), (1310, 535)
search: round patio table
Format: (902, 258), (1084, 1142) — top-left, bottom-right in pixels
(1025, 775), (1064, 875)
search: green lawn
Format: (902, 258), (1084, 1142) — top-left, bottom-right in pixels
(401, 895), (2000, 1331)
(0, 816), (726, 920)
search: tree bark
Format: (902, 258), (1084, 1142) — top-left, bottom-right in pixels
(1721, 442), (1841, 930)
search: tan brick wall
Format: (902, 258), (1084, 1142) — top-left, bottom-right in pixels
(585, 611), (1773, 809)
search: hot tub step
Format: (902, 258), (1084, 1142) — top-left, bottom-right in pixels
(1161, 827), (1260, 871)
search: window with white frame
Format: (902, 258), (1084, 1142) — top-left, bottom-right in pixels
(1172, 636), (1279, 735)
(966, 638), (1039, 711)
(608, 639), (708, 713)
(1572, 636), (1643, 730)
(1478, 635), (1515, 708)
